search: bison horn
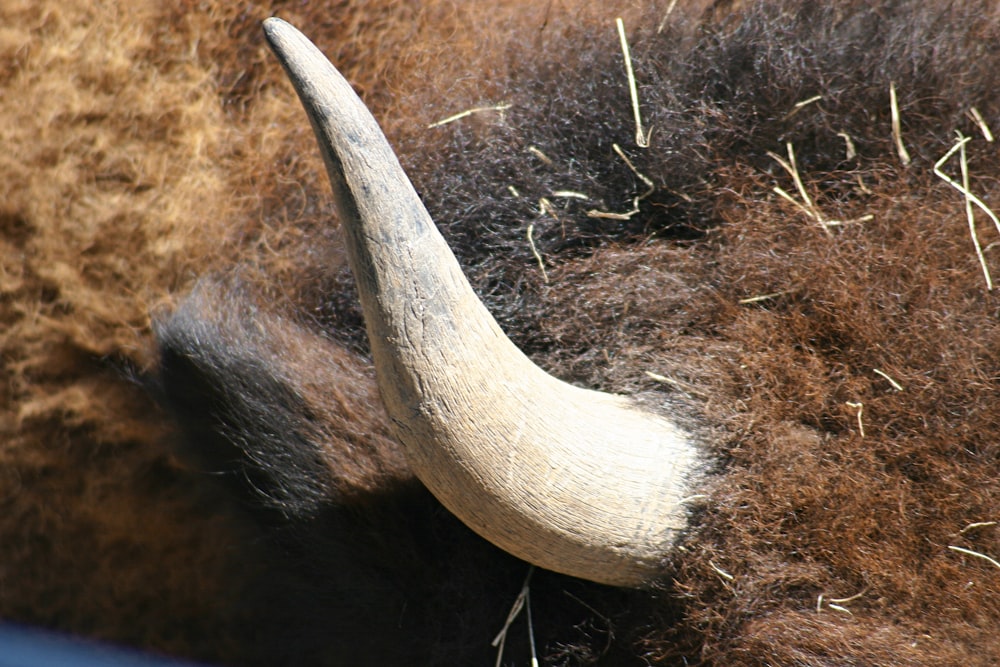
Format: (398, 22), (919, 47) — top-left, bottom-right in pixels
(262, 17), (702, 587)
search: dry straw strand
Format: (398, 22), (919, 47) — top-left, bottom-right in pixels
(933, 133), (1000, 291)
(528, 146), (554, 166)
(890, 82), (911, 166)
(657, 0), (680, 33)
(958, 136), (986, 289)
(772, 185), (817, 219)
(829, 589), (868, 604)
(526, 223), (549, 284)
(492, 567), (538, 667)
(783, 94), (823, 120)
(616, 18), (649, 148)
(709, 560), (735, 582)
(644, 371), (710, 399)
(948, 545), (1000, 570)
(873, 368), (904, 391)
(550, 190), (589, 200)
(846, 401), (865, 438)
(967, 107), (994, 142)
(738, 290), (793, 304)
(959, 521), (997, 535)
(612, 143), (655, 196)
(428, 103), (511, 128)
(837, 132), (857, 160)
(769, 142), (837, 234)
(586, 143), (655, 220)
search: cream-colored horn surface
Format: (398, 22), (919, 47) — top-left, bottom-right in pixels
(263, 17), (702, 587)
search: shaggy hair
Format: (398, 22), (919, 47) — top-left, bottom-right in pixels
(3, 0), (1000, 665)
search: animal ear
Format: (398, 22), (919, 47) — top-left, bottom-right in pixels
(263, 17), (704, 587)
(152, 279), (410, 518)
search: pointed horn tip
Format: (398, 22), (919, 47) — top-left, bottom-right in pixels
(261, 18), (298, 70)
(261, 16), (289, 41)
(262, 18), (313, 65)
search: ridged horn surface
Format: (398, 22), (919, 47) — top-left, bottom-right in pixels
(263, 17), (702, 587)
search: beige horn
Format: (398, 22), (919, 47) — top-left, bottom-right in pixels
(262, 17), (702, 587)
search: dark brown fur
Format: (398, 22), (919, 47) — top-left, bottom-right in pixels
(3, 0), (1000, 664)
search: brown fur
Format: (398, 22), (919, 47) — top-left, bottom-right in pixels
(3, 0), (1000, 664)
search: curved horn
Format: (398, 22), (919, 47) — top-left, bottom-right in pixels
(262, 17), (701, 587)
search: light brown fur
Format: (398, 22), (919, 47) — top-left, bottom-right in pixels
(3, 0), (1000, 664)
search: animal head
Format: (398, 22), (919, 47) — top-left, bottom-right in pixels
(4, 1), (1000, 665)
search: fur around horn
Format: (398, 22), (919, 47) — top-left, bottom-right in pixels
(262, 17), (703, 587)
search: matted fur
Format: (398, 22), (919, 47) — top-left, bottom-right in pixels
(2, 0), (999, 664)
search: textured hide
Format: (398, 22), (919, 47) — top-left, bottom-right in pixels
(2, 0), (999, 665)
